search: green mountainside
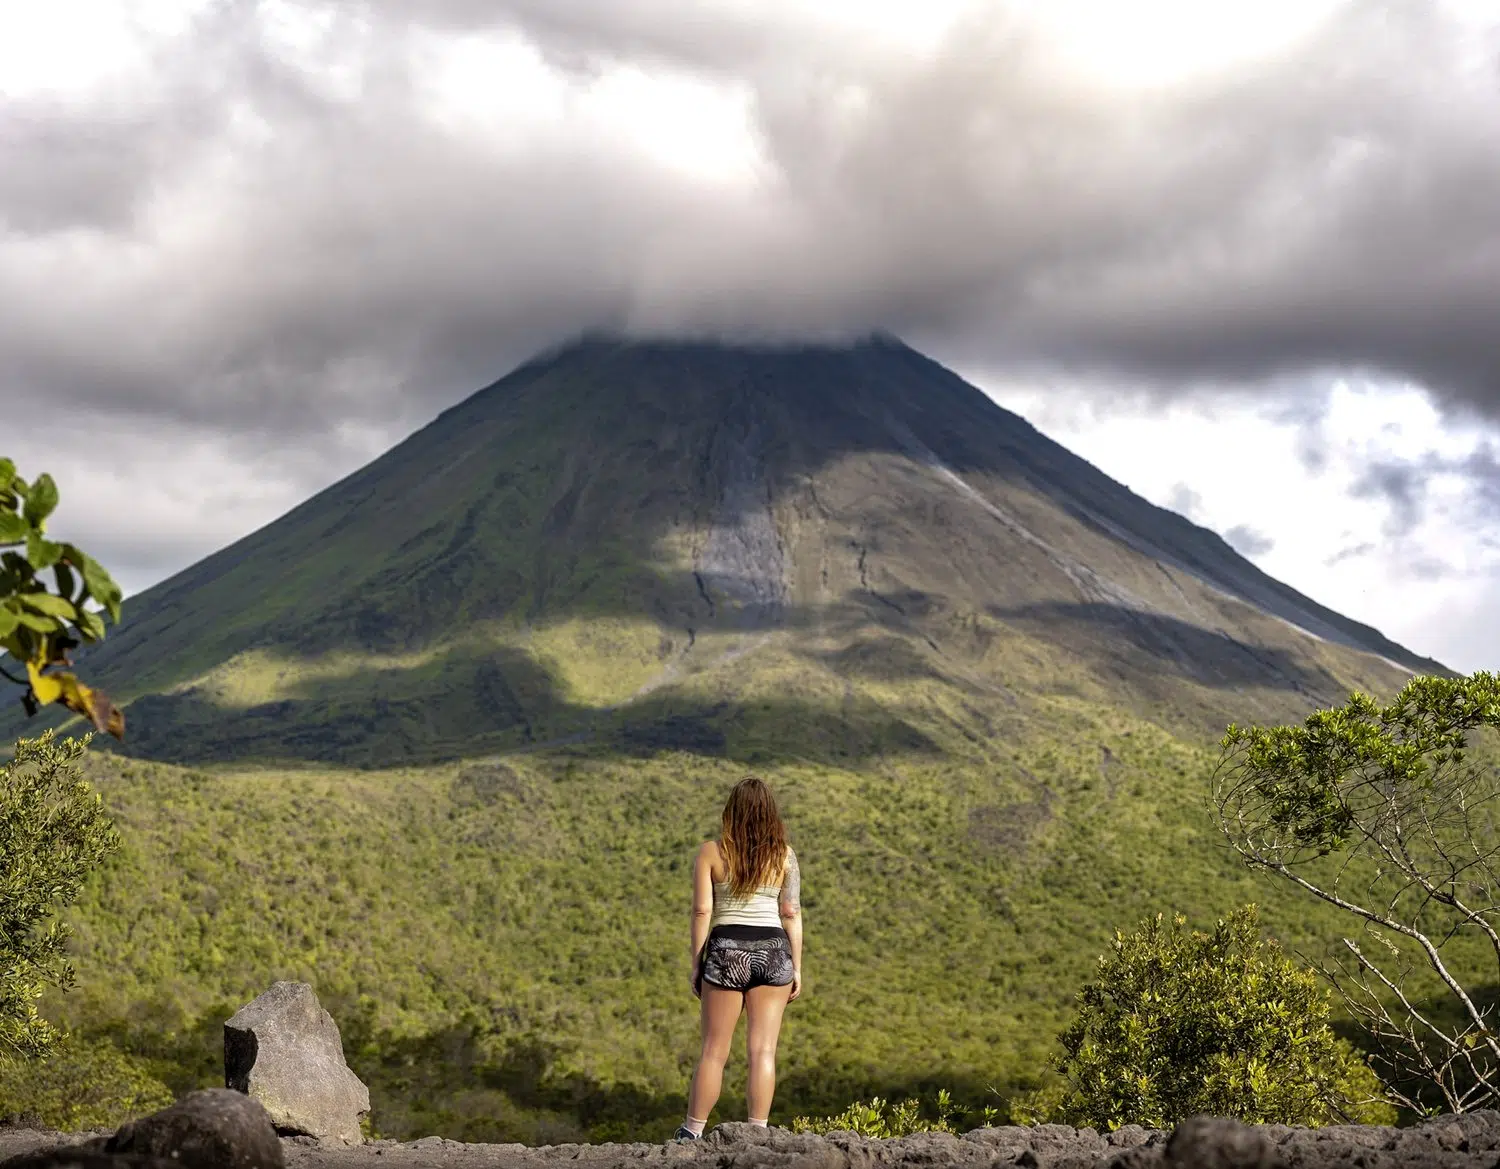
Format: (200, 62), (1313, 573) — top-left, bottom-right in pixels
(5, 337), (1449, 1139)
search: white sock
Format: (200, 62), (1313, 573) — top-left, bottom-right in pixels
(683, 1116), (707, 1137)
(747, 1118), (768, 1128)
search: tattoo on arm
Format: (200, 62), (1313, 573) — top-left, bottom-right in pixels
(780, 847), (801, 913)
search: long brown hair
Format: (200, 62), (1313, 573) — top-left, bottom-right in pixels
(719, 776), (788, 896)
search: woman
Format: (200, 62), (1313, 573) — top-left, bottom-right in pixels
(675, 776), (802, 1140)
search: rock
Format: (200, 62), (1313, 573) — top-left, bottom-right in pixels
(225, 981), (370, 1146)
(104, 1088), (283, 1169)
(0, 1154), (177, 1169)
(1164, 1116), (1280, 1169)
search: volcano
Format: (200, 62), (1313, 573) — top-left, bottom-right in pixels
(29, 335), (1439, 764)
(7, 336), (1452, 1140)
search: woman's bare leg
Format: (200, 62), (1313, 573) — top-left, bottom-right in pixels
(744, 982), (793, 1123)
(687, 985), (744, 1124)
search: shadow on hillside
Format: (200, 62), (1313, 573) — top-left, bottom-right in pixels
(109, 632), (944, 768)
(338, 1017), (1016, 1143)
(76, 586), (1345, 768)
(987, 602), (1346, 704)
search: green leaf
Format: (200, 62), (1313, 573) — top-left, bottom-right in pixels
(78, 555), (121, 623)
(0, 605), (17, 638)
(14, 609), (60, 633)
(53, 562), (76, 601)
(22, 474), (58, 527)
(25, 533), (61, 571)
(19, 593), (76, 621)
(0, 457), (14, 492)
(73, 608), (105, 642)
(0, 513), (27, 545)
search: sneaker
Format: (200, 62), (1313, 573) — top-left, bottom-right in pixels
(672, 1125), (702, 1141)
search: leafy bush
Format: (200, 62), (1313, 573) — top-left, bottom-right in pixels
(0, 1034), (172, 1130)
(1024, 905), (1394, 1130)
(0, 734), (120, 1059)
(791, 1089), (995, 1136)
(0, 458), (124, 735)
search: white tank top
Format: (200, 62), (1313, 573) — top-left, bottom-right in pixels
(710, 847), (789, 929)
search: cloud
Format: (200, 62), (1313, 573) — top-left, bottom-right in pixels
(4, 0), (1500, 442)
(1323, 541), (1374, 568)
(1350, 459), (1429, 537)
(1224, 524), (1275, 557)
(1167, 483), (1204, 519)
(7, 0), (1500, 606)
(1408, 556), (1457, 581)
(1344, 436), (1500, 544)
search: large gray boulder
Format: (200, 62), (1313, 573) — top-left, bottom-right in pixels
(225, 982), (370, 1146)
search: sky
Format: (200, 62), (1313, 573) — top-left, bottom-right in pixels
(4, 0), (1500, 671)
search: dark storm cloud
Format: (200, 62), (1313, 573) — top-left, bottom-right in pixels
(5, 0), (1500, 450)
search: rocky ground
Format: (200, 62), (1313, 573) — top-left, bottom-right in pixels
(10, 1113), (1500, 1169)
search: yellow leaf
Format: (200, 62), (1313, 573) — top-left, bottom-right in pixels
(23, 662), (125, 739)
(25, 661), (61, 705)
(54, 673), (124, 739)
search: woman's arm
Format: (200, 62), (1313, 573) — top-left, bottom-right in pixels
(779, 847), (803, 1001)
(689, 841), (716, 996)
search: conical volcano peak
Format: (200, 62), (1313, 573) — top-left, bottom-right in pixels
(17, 336), (1440, 765)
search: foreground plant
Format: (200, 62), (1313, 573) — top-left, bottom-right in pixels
(1215, 674), (1500, 1114)
(0, 734), (120, 1059)
(0, 458), (125, 736)
(791, 1089), (989, 1137)
(1025, 906), (1391, 1130)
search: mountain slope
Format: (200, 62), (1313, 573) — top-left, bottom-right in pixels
(3, 337), (1455, 1141)
(11, 335), (1440, 763)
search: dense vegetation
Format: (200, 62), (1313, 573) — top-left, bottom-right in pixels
(0, 346), (1448, 1140)
(0, 734), (119, 1061)
(0, 675), (1420, 1142)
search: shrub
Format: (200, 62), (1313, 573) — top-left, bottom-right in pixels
(791, 1089), (991, 1136)
(1025, 905), (1394, 1130)
(0, 733), (120, 1060)
(0, 1035), (173, 1130)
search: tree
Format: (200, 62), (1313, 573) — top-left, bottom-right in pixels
(1214, 673), (1500, 1114)
(1032, 906), (1391, 1129)
(0, 458), (124, 736)
(0, 733), (120, 1060)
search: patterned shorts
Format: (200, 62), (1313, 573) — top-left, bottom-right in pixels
(699, 925), (795, 992)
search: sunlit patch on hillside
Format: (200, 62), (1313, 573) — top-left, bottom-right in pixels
(526, 618), (680, 707)
(172, 646), (448, 709)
